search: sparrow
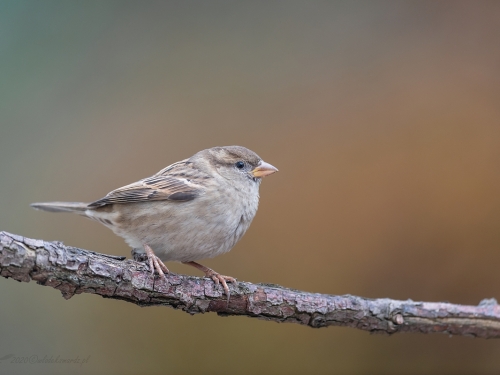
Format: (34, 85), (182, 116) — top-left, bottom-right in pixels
(31, 146), (278, 298)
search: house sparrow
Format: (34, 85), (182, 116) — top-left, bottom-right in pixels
(31, 146), (278, 298)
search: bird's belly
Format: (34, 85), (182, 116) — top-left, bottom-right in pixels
(101, 198), (252, 262)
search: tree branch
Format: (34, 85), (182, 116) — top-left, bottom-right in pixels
(1, 230), (499, 338)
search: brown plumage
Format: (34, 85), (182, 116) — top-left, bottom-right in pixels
(31, 146), (278, 299)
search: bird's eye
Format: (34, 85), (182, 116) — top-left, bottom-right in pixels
(235, 161), (245, 169)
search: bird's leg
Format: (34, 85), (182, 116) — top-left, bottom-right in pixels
(142, 244), (169, 279)
(182, 261), (237, 300)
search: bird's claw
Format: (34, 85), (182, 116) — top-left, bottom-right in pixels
(143, 244), (169, 279)
(206, 270), (237, 300)
(181, 261), (237, 302)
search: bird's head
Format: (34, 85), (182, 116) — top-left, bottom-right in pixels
(198, 146), (278, 184)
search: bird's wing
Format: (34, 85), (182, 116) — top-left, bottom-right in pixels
(88, 160), (208, 207)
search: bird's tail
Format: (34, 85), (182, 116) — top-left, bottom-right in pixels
(30, 202), (89, 214)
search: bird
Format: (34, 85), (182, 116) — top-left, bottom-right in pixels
(31, 146), (278, 298)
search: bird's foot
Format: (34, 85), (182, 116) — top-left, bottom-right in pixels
(206, 270), (237, 299)
(182, 261), (237, 301)
(142, 244), (169, 279)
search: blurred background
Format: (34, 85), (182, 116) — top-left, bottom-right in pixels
(1, 1), (500, 374)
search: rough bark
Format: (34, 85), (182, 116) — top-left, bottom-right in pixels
(1, 231), (499, 338)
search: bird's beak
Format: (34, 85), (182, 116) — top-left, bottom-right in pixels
(251, 161), (279, 178)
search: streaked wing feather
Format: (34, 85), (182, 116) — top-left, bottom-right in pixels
(88, 160), (208, 207)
